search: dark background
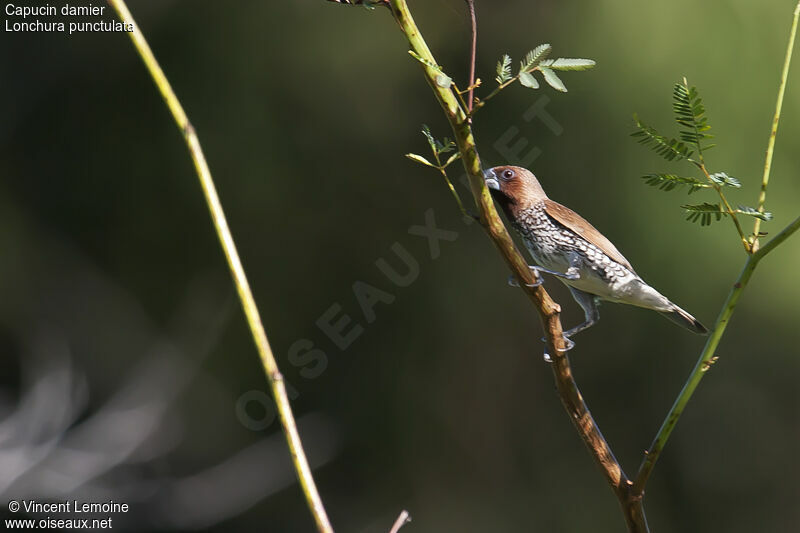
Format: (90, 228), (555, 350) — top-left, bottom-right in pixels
(1, 1), (798, 531)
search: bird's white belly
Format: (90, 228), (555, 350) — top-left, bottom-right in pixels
(567, 271), (671, 310)
(523, 238), (671, 310)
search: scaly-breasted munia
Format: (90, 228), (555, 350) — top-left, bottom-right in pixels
(484, 165), (707, 347)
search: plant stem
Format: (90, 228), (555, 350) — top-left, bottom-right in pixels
(437, 167), (469, 218)
(633, 214), (800, 494)
(697, 163), (750, 251)
(753, 0), (800, 249)
(106, 2), (334, 532)
(388, 510), (411, 533)
(716, 189), (749, 250)
(474, 73), (523, 111)
(465, 0), (477, 113)
(450, 82), (472, 118)
(638, 2), (800, 491)
(386, 1), (639, 529)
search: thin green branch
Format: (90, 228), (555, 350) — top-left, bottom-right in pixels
(429, 153), (469, 218)
(696, 162), (750, 251)
(473, 71), (530, 111)
(633, 2), (800, 507)
(754, 214), (800, 259)
(106, 2), (334, 532)
(437, 167), (469, 217)
(753, 0), (800, 248)
(450, 81), (473, 116)
(633, 213), (800, 494)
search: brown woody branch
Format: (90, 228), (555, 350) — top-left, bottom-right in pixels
(382, 1), (647, 530)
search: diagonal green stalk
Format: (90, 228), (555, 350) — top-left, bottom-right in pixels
(695, 162), (750, 251)
(753, 0), (800, 249)
(474, 66), (544, 112)
(429, 151), (469, 218)
(634, 215), (800, 493)
(635, 2), (800, 495)
(106, 2), (334, 532)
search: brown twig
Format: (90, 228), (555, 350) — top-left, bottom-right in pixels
(384, 1), (645, 530)
(465, 0), (477, 113)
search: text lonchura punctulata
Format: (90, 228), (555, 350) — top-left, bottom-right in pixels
(484, 165), (707, 348)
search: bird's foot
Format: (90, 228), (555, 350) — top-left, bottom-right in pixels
(541, 335), (575, 362)
(528, 265), (581, 282)
(507, 272), (543, 288)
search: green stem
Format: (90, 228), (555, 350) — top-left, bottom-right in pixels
(634, 214), (800, 494)
(475, 76), (517, 109)
(474, 69), (540, 112)
(437, 166), (469, 218)
(716, 188), (749, 251)
(638, 3), (800, 490)
(107, 2), (334, 532)
(450, 82), (472, 119)
(697, 162), (749, 251)
(753, 1), (800, 248)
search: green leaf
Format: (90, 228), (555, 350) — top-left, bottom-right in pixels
(408, 50), (438, 71)
(708, 172), (741, 188)
(520, 44), (552, 73)
(443, 151), (461, 168)
(735, 205), (773, 221)
(539, 58), (596, 71)
(681, 202), (725, 226)
(496, 54), (513, 84)
(519, 71), (539, 89)
(640, 173), (710, 193)
(540, 67), (567, 92)
(421, 124), (437, 153)
(681, 203), (773, 225)
(421, 125), (454, 156)
(408, 50), (452, 88)
(632, 115), (694, 162)
(405, 153), (436, 168)
(438, 137), (456, 154)
(673, 79), (714, 151)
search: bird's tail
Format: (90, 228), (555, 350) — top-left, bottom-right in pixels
(659, 304), (708, 335)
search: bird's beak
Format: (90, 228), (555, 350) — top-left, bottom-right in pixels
(483, 168), (500, 191)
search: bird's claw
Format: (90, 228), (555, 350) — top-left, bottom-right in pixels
(508, 274), (543, 288)
(540, 335), (575, 362)
(562, 337), (576, 351)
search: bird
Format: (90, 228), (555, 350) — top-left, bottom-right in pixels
(483, 165), (707, 348)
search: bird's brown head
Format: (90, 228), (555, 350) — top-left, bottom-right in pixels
(483, 165), (548, 218)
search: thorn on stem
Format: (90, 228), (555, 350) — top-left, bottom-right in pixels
(700, 356), (719, 372)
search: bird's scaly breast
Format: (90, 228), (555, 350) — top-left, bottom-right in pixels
(514, 203), (638, 300)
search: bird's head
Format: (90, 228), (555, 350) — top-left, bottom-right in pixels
(483, 165), (548, 215)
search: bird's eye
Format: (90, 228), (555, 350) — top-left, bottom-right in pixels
(502, 169), (514, 180)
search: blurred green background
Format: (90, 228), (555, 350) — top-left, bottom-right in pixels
(1, 1), (798, 531)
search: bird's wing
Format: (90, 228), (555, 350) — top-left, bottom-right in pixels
(543, 199), (636, 273)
